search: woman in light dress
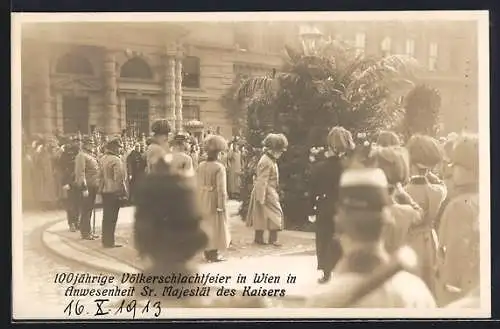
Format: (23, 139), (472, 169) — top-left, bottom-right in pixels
(197, 135), (231, 262)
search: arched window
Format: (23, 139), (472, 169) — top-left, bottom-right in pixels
(55, 53), (94, 75)
(120, 57), (153, 79)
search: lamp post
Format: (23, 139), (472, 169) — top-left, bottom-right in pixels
(299, 24), (324, 56)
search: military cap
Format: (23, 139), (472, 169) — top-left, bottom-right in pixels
(406, 134), (443, 169)
(81, 135), (95, 145)
(106, 137), (123, 150)
(151, 119), (172, 136)
(327, 126), (355, 153)
(262, 133), (288, 152)
(203, 134), (228, 153)
(339, 168), (391, 211)
(451, 133), (479, 174)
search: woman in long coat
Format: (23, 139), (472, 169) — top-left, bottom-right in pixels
(404, 134), (447, 293)
(35, 139), (59, 208)
(197, 135), (231, 262)
(246, 133), (288, 246)
(227, 142), (242, 199)
(308, 127), (354, 283)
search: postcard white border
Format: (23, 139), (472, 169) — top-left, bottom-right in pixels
(11, 10), (491, 320)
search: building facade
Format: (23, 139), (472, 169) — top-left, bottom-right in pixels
(20, 21), (478, 140)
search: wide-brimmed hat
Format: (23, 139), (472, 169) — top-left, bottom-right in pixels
(262, 133), (288, 152)
(327, 127), (355, 153)
(406, 134), (443, 169)
(203, 134), (228, 153)
(370, 146), (410, 186)
(376, 131), (401, 147)
(151, 119), (172, 136)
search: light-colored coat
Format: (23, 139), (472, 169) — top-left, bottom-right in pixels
(435, 191), (479, 307)
(145, 143), (167, 174)
(197, 160), (231, 251)
(99, 152), (127, 196)
(405, 179), (446, 291)
(246, 153), (283, 231)
(384, 203), (421, 254)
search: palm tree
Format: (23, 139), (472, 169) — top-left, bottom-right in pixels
(235, 38), (421, 228)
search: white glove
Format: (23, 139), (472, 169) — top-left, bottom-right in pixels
(62, 184), (70, 191)
(82, 189), (89, 197)
(308, 215), (316, 223)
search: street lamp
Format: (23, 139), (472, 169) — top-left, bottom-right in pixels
(299, 24), (324, 56)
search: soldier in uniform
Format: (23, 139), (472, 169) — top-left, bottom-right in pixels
(435, 134), (479, 307)
(404, 134), (447, 292)
(306, 168), (436, 308)
(246, 133), (288, 246)
(58, 137), (82, 232)
(145, 119), (172, 174)
(197, 135), (231, 262)
(99, 138), (128, 248)
(307, 126), (355, 284)
(74, 136), (101, 240)
(370, 146), (423, 253)
(133, 156), (272, 307)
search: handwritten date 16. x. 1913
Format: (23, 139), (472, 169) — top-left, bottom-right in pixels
(63, 298), (162, 319)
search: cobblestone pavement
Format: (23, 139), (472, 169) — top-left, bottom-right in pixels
(51, 204), (315, 271)
(16, 211), (124, 319)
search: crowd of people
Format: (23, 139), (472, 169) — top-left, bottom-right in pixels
(305, 128), (479, 307)
(133, 121), (479, 308)
(21, 118), (480, 308)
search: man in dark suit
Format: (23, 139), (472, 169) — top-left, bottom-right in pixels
(127, 143), (146, 203)
(58, 137), (81, 232)
(308, 126), (355, 283)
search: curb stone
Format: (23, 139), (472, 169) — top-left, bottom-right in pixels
(42, 221), (138, 275)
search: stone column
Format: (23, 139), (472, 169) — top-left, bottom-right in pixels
(104, 51), (120, 135)
(174, 50), (184, 132)
(163, 48), (177, 129)
(38, 46), (53, 134)
(56, 94), (63, 133)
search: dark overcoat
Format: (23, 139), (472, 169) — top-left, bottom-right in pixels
(308, 155), (344, 272)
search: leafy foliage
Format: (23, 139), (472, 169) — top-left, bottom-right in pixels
(235, 39), (419, 227)
(402, 84), (442, 138)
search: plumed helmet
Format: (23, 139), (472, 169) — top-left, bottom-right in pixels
(376, 131), (401, 147)
(203, 134), (228, 153)
(151, 119), (172, 136)
(370, 146), (410, 186)
(406, 134), (443, 169)
(262, 133), (288, 152)
(451, 133), (479, 175)
(327, 126), (355, 153)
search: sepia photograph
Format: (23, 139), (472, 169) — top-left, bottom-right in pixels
(11, 11), (490, 320)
